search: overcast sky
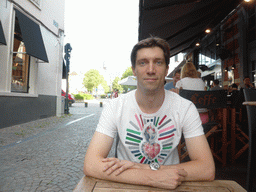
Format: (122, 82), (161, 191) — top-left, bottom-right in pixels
(64, 0), (140, 82)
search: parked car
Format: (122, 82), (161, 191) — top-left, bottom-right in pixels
(61, 90), (75, 106)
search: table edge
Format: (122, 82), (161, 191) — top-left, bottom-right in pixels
(73, 176), (246, 192)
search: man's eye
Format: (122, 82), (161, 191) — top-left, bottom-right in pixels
(140, 61), (146, 65)
(156, 61), (163, 65)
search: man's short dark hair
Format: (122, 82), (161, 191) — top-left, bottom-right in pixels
(130, 36), (170, 68)
(213, 80), (219, 85)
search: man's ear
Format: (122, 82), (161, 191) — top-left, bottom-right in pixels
(132, 66), (136, 76)
(165, 65), (169, 76)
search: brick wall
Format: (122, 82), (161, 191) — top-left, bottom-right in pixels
(222, 13), (241, 89)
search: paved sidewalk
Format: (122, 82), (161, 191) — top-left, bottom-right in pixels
(0, 100), (115, 192)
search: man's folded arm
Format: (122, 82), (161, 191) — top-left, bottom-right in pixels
(172, 135), (215, 181)
(133, 135), (215, 181)
(83, 132), (187, 189)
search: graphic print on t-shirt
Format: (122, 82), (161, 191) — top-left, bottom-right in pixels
(125, 113), (176, 164)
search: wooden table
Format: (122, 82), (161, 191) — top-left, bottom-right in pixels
(243, 101), (256, 106)
(73, 176), (246, 192)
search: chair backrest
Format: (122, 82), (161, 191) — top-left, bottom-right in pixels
(243, 88), (256, 192)
(179, 89), (228, 109)
(229, 90), (244, 108)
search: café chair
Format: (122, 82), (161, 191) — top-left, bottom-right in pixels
(179, 89), (228, 166)
(243, 88), (256, 192)
(229, 90), (249, 164)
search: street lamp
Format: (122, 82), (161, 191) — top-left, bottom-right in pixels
(64, 43), (72, 114)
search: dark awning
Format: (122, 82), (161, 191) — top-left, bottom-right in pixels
(15, 9), (49, 62)
(139, 0), (243, 57)
(0, 20), (7, 45)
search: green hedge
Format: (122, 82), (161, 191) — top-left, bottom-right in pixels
(74, 93), (94, 100)
(74, 94), (84, 100)
(84, 94), (94, 100)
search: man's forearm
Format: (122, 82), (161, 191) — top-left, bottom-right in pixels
(85, 159), (157, 187)
(84, 158), (186, 189)
(135, 160), (215, 181)
(159, 160), (215, 181)
(175, 135), (216, 181)
(85, 156), (214, 188)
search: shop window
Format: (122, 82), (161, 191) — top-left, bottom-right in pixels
(216, 72), (222, 86)
(198, 39), (219, 67)
(198, 31), (222, 85)
(11, 17), (30, 93)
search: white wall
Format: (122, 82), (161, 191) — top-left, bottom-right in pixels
(0, 1), (13, 92)
(12, 0), (65, 35)
(37, 26), (63, 96)
(0, 0), (65, 116)
(0, 0), (65, 95)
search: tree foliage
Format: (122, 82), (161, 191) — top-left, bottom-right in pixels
(83, 69), (104, 92)
(121, 67), (134, 79)
(112, 77), (123, 93)
(120, 67), (137, 93)
(101, 80), (110, 93)
(83, 69), (110, 94)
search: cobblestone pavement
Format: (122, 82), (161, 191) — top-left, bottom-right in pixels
(0, 99), (115, 192)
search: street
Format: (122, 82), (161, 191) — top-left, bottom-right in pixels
(0, 99), (248, 191)
(0, 100), (116, 192)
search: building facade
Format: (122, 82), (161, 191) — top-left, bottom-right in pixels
(168, 2), (256, 90)
(197, 3), (256, 89)
(0, 0), (65, 128)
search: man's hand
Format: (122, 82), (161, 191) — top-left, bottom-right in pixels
(151, 168), (188, 189)
(102, 158), (136, 176)
(102, 157), (188, 189)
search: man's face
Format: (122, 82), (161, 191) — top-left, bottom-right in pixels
(132, 47), (169, 92)
(173, 72), (180, 83)
(244, 78), (250, 86)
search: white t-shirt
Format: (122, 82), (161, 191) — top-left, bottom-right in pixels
(176, 77), (207, 113)
(176, 77), (205, 90)
(96, 90), (204, 165)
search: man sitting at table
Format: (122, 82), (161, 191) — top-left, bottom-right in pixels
(83, 36), (215, 190)
(240, 76), (255, 90)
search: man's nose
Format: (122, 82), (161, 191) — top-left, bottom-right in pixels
(147, 62), (156, 74)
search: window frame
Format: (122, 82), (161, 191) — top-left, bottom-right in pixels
(11, 13), (32, 93)
(2, 9), (39, 97)
(29, 0), (42, 10)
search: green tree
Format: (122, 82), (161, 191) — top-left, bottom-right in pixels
(121, 67), (133, 79)
(101, 80), (110, 93)
(83, 69), (104, 92)
(112, 77), (123, 93)
(121, 67), (137, 93)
